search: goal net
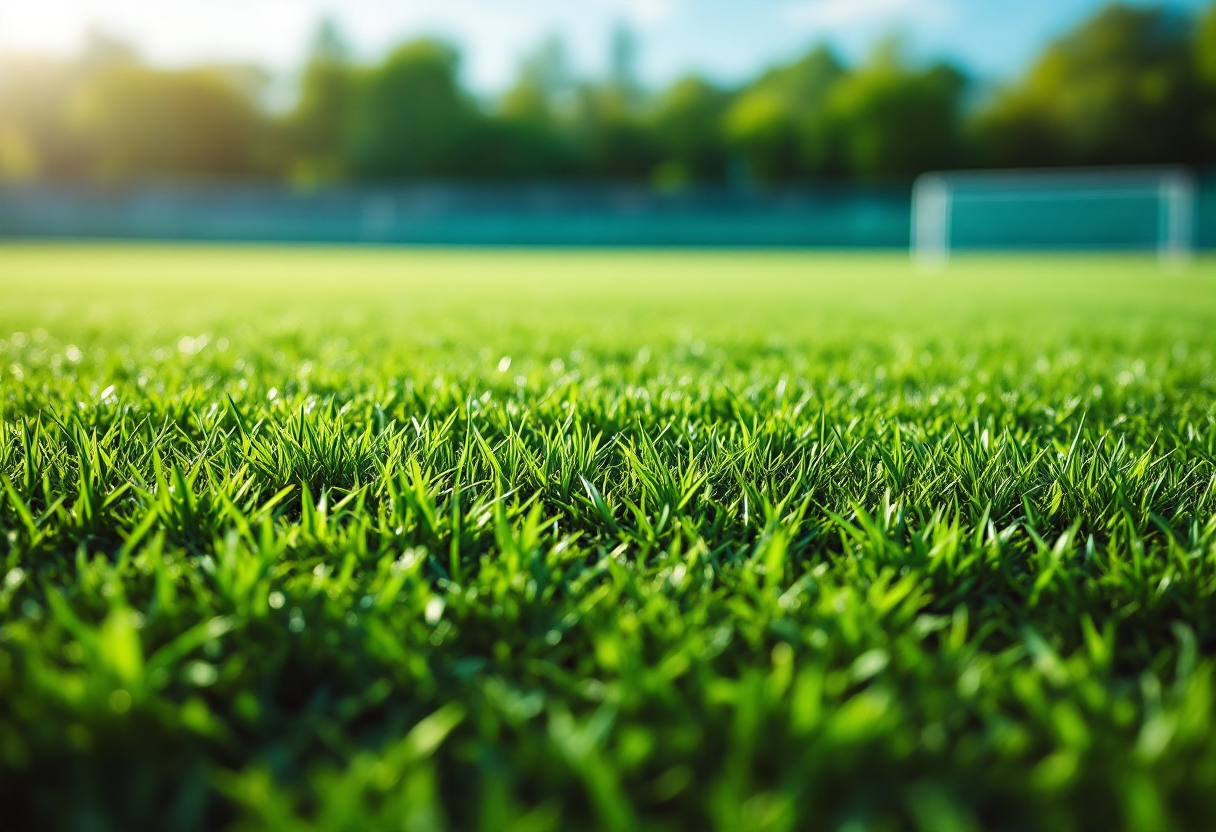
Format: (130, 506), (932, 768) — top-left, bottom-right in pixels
(911, 167), (1196, 266)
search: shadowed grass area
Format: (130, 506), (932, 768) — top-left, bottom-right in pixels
(2, 245), (1216, 832)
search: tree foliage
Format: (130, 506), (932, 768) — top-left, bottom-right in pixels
(975, 4), (1206, 168)
(283, 21), (355, 181)
(73, 65), (269, 180)
(1, 2), (1213, 186)
(809, 49), (966, 180)
(650, 77), (731, 185)
(725, 46), (844, 182)
(344, 41), (476, 180)
(1197, 3), (1216, 148)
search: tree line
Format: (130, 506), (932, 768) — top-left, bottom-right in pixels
(1, 2), (1213, 186)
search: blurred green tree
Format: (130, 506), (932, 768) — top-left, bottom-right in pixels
(608, 23), (643, 110)
(724, 88), (800, 183)
(1196, 2), (1216, 156)
(345, 40), (476, 180)
(649, 77), (730, 185)
(72, 64), (270, 179)
(0, 56), (69, 181)
(973, 4), (1203, 168)
(0, 31), (140, 181)
(569, 86), (662, 180)
(285, 19), (355, 182)
(484, 37), (582, 178)
(803, 44), (966, 182)
(724, 46), (845, 182)
(1200, 2), (1216, 83)
(501, 37), (574, 124)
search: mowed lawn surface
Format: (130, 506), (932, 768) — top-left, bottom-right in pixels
(2, 246), (1216, 832)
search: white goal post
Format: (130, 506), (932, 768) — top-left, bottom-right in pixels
(911, 167), (1197, 266)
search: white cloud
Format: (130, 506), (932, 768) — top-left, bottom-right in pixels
(598, 0), (678, 29)
(0, 0), (324, 65)
(628, 0), (678, 26)
(781, 0), (954, 33)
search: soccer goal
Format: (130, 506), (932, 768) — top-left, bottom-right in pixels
(911, 167), (1196, 266)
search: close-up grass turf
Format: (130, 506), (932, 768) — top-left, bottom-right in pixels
(2, 245), (1216, 832)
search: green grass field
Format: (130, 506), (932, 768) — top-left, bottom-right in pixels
(2, 246), (1216, 832)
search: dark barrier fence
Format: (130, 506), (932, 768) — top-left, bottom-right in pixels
(1199, 177), (1216, 250)
(0, 178), (1212, 248)
(0, 183), (913, 248)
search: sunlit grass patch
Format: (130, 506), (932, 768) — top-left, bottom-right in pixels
(2, 246), (1216, 831)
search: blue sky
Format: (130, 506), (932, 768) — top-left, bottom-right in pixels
(0, 0), (1208, 92)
